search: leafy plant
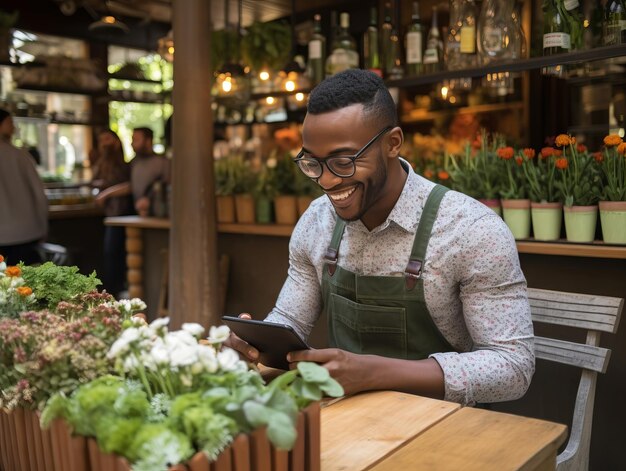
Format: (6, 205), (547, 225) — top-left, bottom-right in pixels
(241, 21), (292, 72)
(594, 135), (626, 202)
(19, 262), (101, 310)
(553, 134), (601, 206)
(497, 146), (528, 200)
(214, 156), (256, 196)
(272, 150), (298, 196)
(521, 147), (561, 203)
(254, 164), (279, 200)
(0, 259), (36, 317)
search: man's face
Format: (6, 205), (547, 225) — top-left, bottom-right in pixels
(131, 131), (151, 155)
(301, 104), (389, 223)
(0, 117), (15, 139)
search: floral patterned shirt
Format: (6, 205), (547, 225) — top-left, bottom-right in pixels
(266, 161), (535, 405)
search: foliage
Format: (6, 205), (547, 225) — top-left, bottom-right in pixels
(294, 165), (323, 198)
(211, 29), (239, 71)
(0, 293), (143, 410)
(553, 134), (601, 206)
(19, 262), (101, 310)
(42, 319), (343, 471)
(520, 147), (561, 203)
(594, 136), (626, 202)
(0, 259), (36, 318)
(272, 150), (298, 195)
(215, 156), (256, 196)
(254, 164), (279, 200)
(497, 145), (528, 200)
(241, 21), (292, 72)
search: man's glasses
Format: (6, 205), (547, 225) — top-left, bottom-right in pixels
(293, 126), (392, 179)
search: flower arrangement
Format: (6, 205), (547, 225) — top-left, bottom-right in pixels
(0, 259), (36, 317)
(42, 318), (343, 471)
(553, 134), (601, 207)
(521, 147), (561, 203)
(595, 135), (626, 202)
(497, 145), (528, 200)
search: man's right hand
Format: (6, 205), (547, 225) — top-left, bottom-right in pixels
(223, 313), (260, 363)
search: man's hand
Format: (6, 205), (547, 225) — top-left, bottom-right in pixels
(222, 313), (260, 363)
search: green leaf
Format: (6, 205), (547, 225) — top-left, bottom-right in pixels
(242, 401), (272, 428)
(297, 362), (330, 383)
(292, 378), (322, 402)
(319, 378), (344, 398)
(266, 410), (297, 450)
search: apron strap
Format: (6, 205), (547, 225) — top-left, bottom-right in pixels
(405, 185), (449, 290)
(325, 217), (347, 276)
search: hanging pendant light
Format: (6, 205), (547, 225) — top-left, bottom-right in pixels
(278, 0), (310, 94)
(212, 0), (250, 105)
(157, 30), (174, 62)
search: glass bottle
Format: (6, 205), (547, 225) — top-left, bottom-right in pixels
(477, 0), (517, 65)
(423, 6), (444, 73)
(381, 2), (395, 77)
(542, 0), (571, 76)
(325, 12), (359, 77)
(364, 6), (382, 76)
(448, 0), (477, 90)
(307, 14), (326, 85)
(605, 0), (626, 45)
(405, 1), (424, 77)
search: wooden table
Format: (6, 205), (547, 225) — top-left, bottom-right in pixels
(321, 391), (568, 471)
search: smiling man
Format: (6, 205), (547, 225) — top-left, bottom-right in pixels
(228, 69), (534, 406)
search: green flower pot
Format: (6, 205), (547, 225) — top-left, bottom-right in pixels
(479, 198), (502, 217)
(531, 202), (562, 241)
(599, 201), (626, 245)
(502, 199), (531, 239)
(564, 205), (598, 243)
(255, 197), (273, 224)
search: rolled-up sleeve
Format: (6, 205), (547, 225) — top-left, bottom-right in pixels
(430, 214), (535, 405)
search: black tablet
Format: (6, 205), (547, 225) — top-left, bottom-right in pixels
(222, 316), (310, 370)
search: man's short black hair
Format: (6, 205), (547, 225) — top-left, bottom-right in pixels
(307, 69), (398, 128)
(133, 127), (154, 141)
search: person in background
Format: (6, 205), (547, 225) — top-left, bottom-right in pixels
(130, 127), (170, 217)
(92, 129), (133, 297)
(0, 108), (48, 265)
(226, 70), (534, 406)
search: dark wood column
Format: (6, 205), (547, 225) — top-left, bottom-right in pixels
(169, 0), (219, 328)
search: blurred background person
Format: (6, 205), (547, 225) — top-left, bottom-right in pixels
(92, 129), (133, 297)
(0, 108), (48, 265)
(131, 127), (170, 217)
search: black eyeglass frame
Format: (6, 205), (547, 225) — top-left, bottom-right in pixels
(292, 125), (393, 179)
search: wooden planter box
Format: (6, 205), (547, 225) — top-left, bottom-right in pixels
(0, 403), (320, 471)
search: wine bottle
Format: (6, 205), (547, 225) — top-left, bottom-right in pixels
(605, 0), (626, 45)
(364, 6), (382, 76)
(542, 0), (571, 76)
(423, 6), (444, 73)
(405, 1), (423, 77)
(381, 2), (394, 76)
(325, 12), (359, 76)
(307, 14), (326, 85)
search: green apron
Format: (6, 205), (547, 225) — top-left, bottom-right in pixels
(322, 184), (455, 359)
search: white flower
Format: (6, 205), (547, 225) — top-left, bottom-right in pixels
(149, 317), (170, 335)
(197, 345), (218, 373)
(217, 347), (245, 371)
(0, 261), (6, 271)
(166, 330), (197, 348)
(129, 298), (147, 311)
(107, 327), (141, 359)
(182, 323), (205, 338)
(150, 344), (170, 366)
(169, 345), (198, 368)
(207, 325), (230, 344)
(123, 355), (140, 373)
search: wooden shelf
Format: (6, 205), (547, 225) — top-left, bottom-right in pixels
(106, 94), (165, 104)
(218, 223), (294, 237)
(15, 84), (106, 96)
(401, 101), (524, 124)
(108, 74), (162, 84)
(516, 240), (626, 259)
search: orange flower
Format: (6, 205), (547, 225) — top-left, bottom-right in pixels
(471, 135), (482, 150)
(4, 266), (21, 277)
(540, 147), (554, 159)
(618, 142), (626, 156)
(593, 152), (604, 163)
(515, 156), (524, 166)
(555, 158), (569, 170)
(523, 148), (536, 159)
(17, 286), (32, 297)
(555, 134), (573, 147)
(437, 170), (450, 181)
(553, 149), (563, 157)
(604, 135), (623, 147)
(423, 169), (434, 179)
(0, 254), (4, 263)
(576, 144), (587, 153)
(496, 147), (514, 160)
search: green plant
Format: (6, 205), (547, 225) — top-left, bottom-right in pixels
(241, 21), (292, 72)
(445, 146), (481, 198)
(272, 150), (298, 196)
(553, 134), (601, 206)
(254, 165), (278, 200)
(496, 146), (528, 200)
(594, 135), (626, 202)
(215, 156), (256, 196)
(294, 167), (323, 198)
(211, 29), (239, 71)
(521, 148), (561, 203)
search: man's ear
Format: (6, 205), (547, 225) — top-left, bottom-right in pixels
(387, 126), (404, 159)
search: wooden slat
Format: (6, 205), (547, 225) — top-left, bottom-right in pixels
(369, 406), (568, 471)
(535, 336), (610, 373)
(321, 391), (460, 471)
(531, 308), (617, 333)
(529, 298), (621, 315)
(528, 288), (623, 308)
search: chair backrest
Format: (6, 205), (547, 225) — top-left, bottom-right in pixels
(528, 288), (624, 471)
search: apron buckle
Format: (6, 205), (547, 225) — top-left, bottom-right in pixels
(325, 248), (339, 276)
(404, 259), (422, 290)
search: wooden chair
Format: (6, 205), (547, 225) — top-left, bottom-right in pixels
(528, 288), (624, 471)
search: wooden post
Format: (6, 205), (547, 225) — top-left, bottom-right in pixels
(169, 0), (220, 328)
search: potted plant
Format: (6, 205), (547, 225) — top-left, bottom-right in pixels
(553, 134), (601, 243)
(595, 135), (626, 244)
(294, 166), (322, 217)
(497, 146), (531, 239)
(272, 150), (299, 225)
(0, 10), (18, 61)
(521, 147), (563, 241)
(230, 156), (257, 224)
(474, 132), (506, 215)
(254, 162), (278, 224)
(214, 157), (237, 223)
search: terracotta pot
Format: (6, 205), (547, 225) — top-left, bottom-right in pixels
(599, 201), (626, 244)
(501, 199), (531, 239)
(297, 195), (315, 217)
(530, 201), (562, 241)
(216, 195), (236, 223)
(564, 205), (598, 243)
(274, 195), (298, 225)
(12, 408), (31, 471)
(0, 409), (15, 471)
(234, 194), (256, 224)
(478, 198), (502, 217)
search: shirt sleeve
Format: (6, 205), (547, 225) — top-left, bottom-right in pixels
(265, 212), (323, 341)
(430, 214), (535, 405)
